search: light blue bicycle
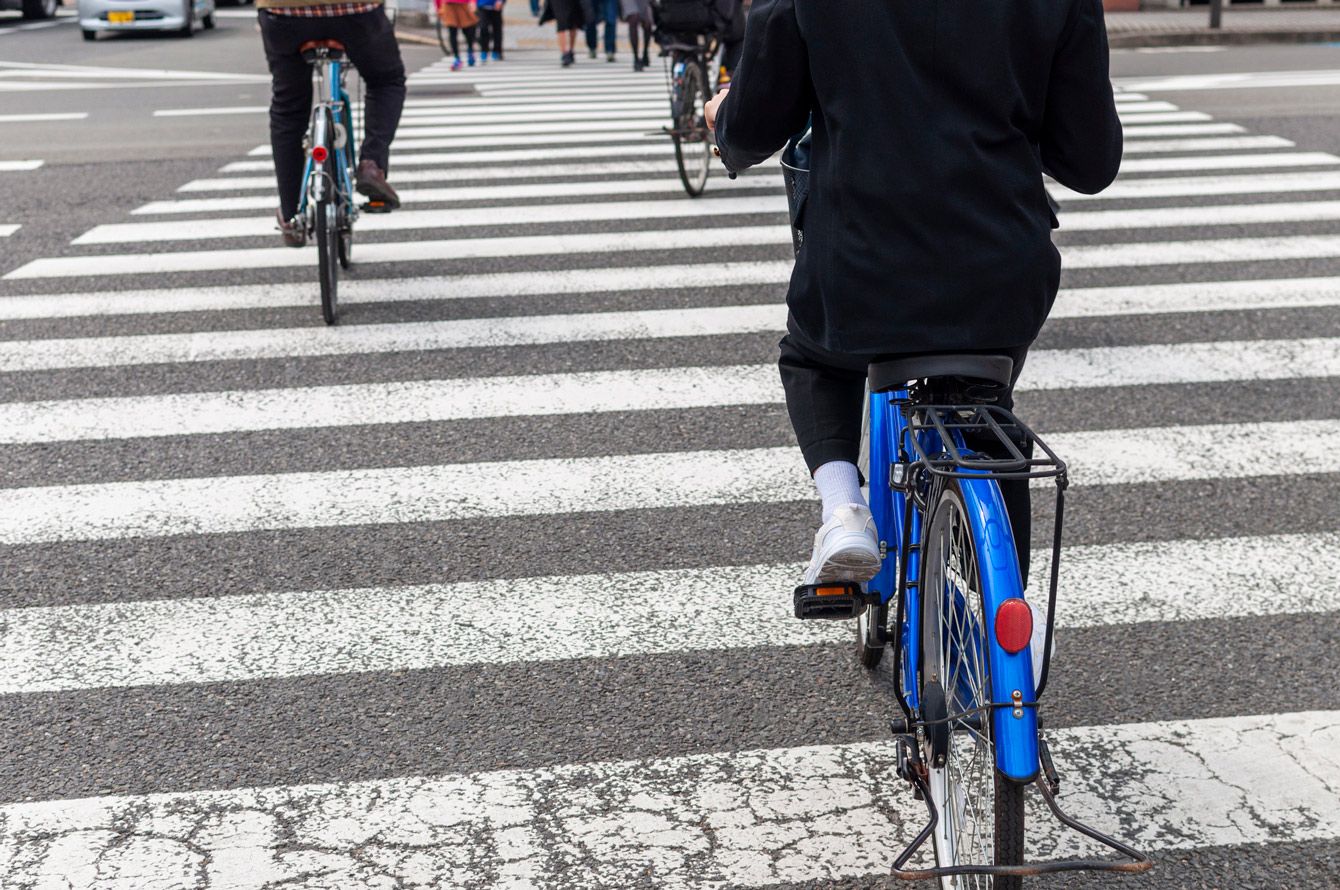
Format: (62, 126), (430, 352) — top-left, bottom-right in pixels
(780, 135), (1152, 886)
(294, 39), (364, 325)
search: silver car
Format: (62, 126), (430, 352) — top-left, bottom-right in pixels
(78, 0), (214, 38)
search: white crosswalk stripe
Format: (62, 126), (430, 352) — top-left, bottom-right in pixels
(2, 421), (1339, 544)
(3, 337), (1338, 444)
(2, 711), (1337, 888)
(131, 174), (780, 214)
(0, 532), (1333, 692)
(2, 49), (1339, 889)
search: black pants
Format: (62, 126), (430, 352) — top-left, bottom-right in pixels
(259, 9), (407, 220)
(448, 24), (477, 57)
(477, 7), (503, 56)
(778, 333), (1035, 584)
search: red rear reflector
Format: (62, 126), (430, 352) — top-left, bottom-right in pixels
(995, 598), (1033, 654)
(311, 145), (328, 163)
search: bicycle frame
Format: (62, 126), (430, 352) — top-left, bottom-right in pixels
(867, 387), (1038, 783)
(296, 55), (356, 219)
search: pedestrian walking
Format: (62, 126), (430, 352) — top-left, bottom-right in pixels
(539, 0), (586, 66)
(619, 0), (651, 70)
(585, 0), (618, 61)
(477, 0), (505, 60)
(437, 0), (480, 70)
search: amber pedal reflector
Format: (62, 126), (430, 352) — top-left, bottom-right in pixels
(815, 586), (849, 597)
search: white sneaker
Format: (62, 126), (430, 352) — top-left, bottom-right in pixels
(802, 503), (882, 585)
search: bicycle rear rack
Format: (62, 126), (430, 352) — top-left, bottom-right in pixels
(888, 730), (1154, 880)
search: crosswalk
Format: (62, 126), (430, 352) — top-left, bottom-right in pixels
(0, 42), (1338, 889)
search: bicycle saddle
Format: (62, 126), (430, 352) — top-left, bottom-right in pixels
(300, 39), (347, 60)
(868, 354), (1014, 393)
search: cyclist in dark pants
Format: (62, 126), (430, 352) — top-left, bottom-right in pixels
(258, 0), (407, 247)
(708, 0), (1122, 586)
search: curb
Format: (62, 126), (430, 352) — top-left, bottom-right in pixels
(1108, 28), (1340, 47)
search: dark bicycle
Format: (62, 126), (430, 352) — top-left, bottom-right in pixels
(652, 0), (723, 197)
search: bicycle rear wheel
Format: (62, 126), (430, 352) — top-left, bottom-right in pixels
(920, 481), (1024, 890)
(671, 57), (712, 197)
(436, 7), (450, 55)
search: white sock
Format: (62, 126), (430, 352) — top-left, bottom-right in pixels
(813, 460), (864, 523)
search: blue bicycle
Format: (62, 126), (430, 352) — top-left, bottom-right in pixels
(779, 136), (1151, 886)
(295, 39), (362, 325)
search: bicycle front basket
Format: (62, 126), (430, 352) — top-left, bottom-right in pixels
(654, 0), (716, 33)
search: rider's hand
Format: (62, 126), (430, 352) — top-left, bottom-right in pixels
(705, 87), (730, 132)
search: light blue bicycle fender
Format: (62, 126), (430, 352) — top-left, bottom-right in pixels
(958, 473), (1039, 784)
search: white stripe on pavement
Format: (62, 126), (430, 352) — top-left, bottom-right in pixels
(0, 304), (787, 372)
(246, 129), (665, 152)
(393, 118), (667, 138)
(1115, 110), (1212, 124)
(2, 711), (1336, 889)
(133, 175), (780, 214)
(0, 112), (86, 123)
(5, 268), (1340, 323)
(0, 262), (788, 321)
(0, 224), (18, 237)
(1117, 151), (1340, 173)
(4, 224), (791, 280)
(16, 228), (1340, 281)
(0, 364), (781, 443)
(394, 107), (665, 127)
(1, 531), (1334, 693)
(74, 196), (787, 245)
(1061, 234), (1340, 269)
(218, 142), (683, 172)
(5, 337), (1339, 444)
(1060, 200), (1340, 232)
(1054, 169), (1340, 200)
(1116, 69), (1340, 92)
(1, 420), (1339, 543)
(1120, 135), (1294, 154)
(180, 159), (695, 192)
(0, 159), (44, 172)
(1118, 122), (1244, 138)
(1047, 276), (1340, 317)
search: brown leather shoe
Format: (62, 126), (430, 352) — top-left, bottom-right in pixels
(356, 160), (400, 210)
(276, 208), (306, 248)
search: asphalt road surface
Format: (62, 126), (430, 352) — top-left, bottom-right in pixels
(1, 10), (1339, 889)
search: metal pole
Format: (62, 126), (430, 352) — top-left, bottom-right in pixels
(1209, 0), (1224, 29)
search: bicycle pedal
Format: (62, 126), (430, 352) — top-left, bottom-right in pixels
(361, 200), (393, 214)
(793, 581), (868, 620)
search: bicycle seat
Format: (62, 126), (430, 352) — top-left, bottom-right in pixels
(868, 354), (1014, 393)
(300, 39), (346, 61)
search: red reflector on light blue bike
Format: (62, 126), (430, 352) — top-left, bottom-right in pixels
(995, 598), (1033, 654)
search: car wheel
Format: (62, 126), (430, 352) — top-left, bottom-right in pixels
(82, 27), (96, 39)
(179, 1), (194, 35)
(20, 0), (56, 19)
(202, 11), (213, 26)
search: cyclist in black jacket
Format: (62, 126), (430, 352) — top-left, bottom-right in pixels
(708, 0), (1122, 586)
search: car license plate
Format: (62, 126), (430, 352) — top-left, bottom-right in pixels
(107, 10), (134, 22)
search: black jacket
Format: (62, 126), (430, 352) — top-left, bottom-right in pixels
(715, 0), (1122, 355)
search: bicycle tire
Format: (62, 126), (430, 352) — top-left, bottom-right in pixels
(856, 601), (887, 669)
(337, 198), (353, 270)
(436, 9), (450, 55)
(920, 481), (1025, 889)
(671, 57), (712, 197)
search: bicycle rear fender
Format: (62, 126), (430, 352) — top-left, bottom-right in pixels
(957, 474), (1039, 784)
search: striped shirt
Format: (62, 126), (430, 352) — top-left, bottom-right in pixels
(267, 2), (379, 15)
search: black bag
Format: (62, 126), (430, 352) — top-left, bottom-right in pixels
(654, 0), (716, 33)
(780, 125), (811, 257)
